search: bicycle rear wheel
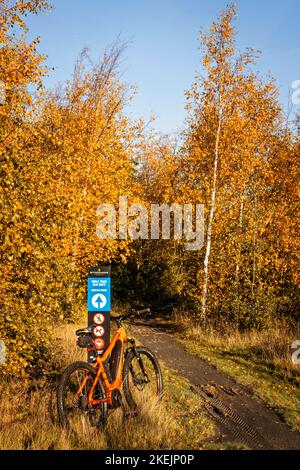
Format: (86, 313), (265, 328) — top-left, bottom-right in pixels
(57, 361), (107, 430)
(123, 346), (163, 411)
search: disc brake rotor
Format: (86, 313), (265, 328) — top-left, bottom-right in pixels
(133, 373), (148, 391)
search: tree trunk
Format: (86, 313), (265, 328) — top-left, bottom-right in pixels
(235, 197), (244, 282)
(200, 100), (223, 323)
(251, 195), (257, 299)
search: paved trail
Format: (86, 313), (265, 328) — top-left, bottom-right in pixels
(131, 321), (300, 450)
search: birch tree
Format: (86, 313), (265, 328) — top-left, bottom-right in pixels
(183, 2), (282, 324)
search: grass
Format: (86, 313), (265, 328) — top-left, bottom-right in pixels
(0, 321), (216, 450)
(170, 315), (300, 432)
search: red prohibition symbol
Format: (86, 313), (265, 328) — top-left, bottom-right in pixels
(93, 338), (105, 350)
(93, 325), (105, 337)
(93, 313), (105, 325)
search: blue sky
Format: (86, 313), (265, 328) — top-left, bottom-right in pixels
(26, 0), (300, 133)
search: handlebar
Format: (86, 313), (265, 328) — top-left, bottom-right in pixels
(111, 308), (151, 324)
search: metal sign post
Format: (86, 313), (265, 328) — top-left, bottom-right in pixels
(87, 266), (111, 363)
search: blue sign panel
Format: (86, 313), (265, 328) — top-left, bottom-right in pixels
(88, 277), (111, 312)
(87, 266), (111, 362)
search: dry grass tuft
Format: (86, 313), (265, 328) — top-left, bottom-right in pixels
(182, 320), (300, 384)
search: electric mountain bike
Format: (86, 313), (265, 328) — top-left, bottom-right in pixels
(57, 309), (163, 429)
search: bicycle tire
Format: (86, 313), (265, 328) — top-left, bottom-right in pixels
(57, 361), (107, 429)
(123, 346), (163, 411)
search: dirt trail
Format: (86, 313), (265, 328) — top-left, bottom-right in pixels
(131, 321), (300, 450)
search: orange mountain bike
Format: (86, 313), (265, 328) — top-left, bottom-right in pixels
(57, 309), (163, 429)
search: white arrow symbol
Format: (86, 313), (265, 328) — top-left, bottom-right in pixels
(92, 293), (107, 309)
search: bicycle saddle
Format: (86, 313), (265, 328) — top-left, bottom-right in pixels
(76, 327), (92, 336)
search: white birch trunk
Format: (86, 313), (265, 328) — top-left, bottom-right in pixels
(235, 197), (244, 282)
(201, 99), (223, 322)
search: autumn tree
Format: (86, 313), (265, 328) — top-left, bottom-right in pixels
(30, 44), (141, 315)
(182, 2), (284, 326)
(0, 0), (52, 376)
(119, 133), (188, 303)
(0, 3), (141, 377)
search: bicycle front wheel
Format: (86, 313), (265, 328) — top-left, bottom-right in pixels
(123, 346), (163, 411)
(57, 361), (107, 430)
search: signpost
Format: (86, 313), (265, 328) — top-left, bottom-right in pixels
(87, 266), (111, 363)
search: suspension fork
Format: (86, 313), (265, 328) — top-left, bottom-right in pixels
(128, 338), (149, 382)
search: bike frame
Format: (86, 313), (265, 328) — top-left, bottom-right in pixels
(74, 325), (128, 407)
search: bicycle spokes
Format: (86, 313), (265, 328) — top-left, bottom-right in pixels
(62, 367), (105, 429)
